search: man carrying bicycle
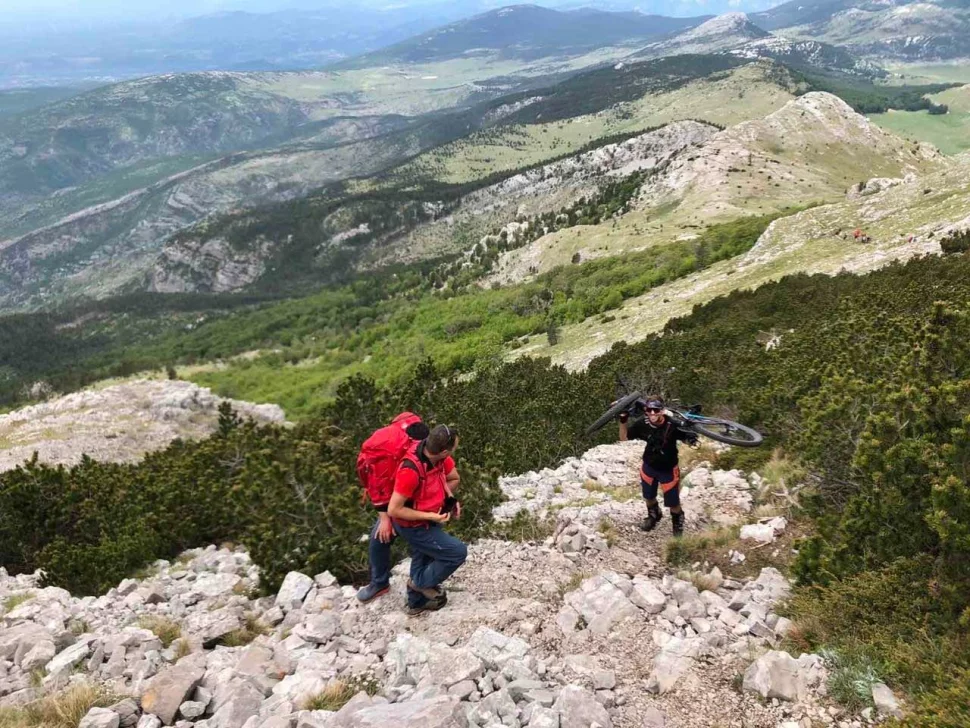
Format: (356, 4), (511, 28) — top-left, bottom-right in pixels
(619, 396), (697, 536)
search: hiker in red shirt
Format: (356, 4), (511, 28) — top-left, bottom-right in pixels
(355, 413), (430, 603)
(388, 424), (466, 615)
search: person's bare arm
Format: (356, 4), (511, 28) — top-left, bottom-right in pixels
(619, 413), (629, 441)
(446, 468), (460, 493)
(387, 491), (448, 523)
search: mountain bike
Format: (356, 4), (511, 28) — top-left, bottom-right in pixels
(585, 389), (763, 447)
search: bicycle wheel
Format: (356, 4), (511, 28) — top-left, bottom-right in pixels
(690, 417), (763, 447)
(586, 391), (641, 436)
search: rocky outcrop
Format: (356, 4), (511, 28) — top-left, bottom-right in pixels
(0, 379), (286, 472)
(0, 442), (853, 727)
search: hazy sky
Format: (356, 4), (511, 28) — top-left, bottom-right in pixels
(1, 0), (762, 24)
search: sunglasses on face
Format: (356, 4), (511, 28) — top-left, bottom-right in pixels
(645, 407), (663, 414)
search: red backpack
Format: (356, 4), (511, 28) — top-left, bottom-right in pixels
(357, 412), (424, 507)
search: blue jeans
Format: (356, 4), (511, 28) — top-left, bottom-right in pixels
(367, 517), (395, 589)
(395, 523), (468, 607)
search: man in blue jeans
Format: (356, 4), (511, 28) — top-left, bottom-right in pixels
(356, 418), (430, 603)
(388, 424), (466, 615)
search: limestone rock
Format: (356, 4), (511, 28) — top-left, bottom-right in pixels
(140, 654), (207, 725)
(465, 628), (529, 669)
(528, 706), (560, 728)
(425, 648), (484, 689)
(296, 614), (340, 645)
(564, 575), (639, 636)
(642, 707), (665, 728)
(183, 608), (244, 647)
(871, 682), (902, 718)
(276, 573), (314, 612)
(79, 708), (121, 728)
(345, 696), (467, 727)
(742, 650), (802, 702)
(553, 685), (611, 728)
(739, 523), (775, 543)
(629, 580), (666, 614)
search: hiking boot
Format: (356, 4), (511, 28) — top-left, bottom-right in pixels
(672, 511), (685, 537)
(356, 582), (389, 603)
(640, 504), (663, 532)
(406, 593), (447, 616)
(407, 579), (444, 601)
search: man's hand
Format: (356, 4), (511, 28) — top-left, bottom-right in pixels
(684, 432), (699, 447)
(619, 411), (629, 423)
(432, 511), (451, 524)
(453, 501), (462, 520)
(376, 513), (394, 543)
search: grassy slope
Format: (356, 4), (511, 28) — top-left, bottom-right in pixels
(395, 63), (796, 185)
(523, 154), (970, 368)
(488, 92), (947, 282)
(870, 84), (970, 155)
(883, 62), (970, 85)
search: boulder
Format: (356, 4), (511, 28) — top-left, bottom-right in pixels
(46, 638), (93, 677)
(179, 702), (207, 719)
(642, 707), (666, 728)
(296, 614), (340, 645)
(871, 682), (903, 719)
(210, 681), (264, 728)
(137, 716), (162, 728)
(79, 708), (120, 728)
(742, 650), (802, 702)
(183, 608), (244, 647)
(553, 685), (611, 728)
(21, 640), (56, 671)
(0, 623), (52, 663)
(465, 627), (529, 669)
(272, 673), (328, 705)
(343, 696), (467, 727)
(739, 524), (775, 544)
(276, 573), (314, 612)
(646, 637), (709, 695)
(140, 654), (207, 725)
(468, 688), (516, 724)
(424, 648), (484, 688)
(565, 576), (639, 636)
(629, 581), (666, 614)
(528, 707), (560, 728)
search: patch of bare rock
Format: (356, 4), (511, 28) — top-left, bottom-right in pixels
(0, 380), (286, 473)
(0, 444), (904, 728)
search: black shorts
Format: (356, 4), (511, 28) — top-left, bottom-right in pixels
(640, 463), (681, 507)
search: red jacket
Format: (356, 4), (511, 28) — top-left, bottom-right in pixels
(391, 440), (455, 528)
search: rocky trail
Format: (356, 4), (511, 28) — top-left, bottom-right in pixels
(0, 442), (904, 728)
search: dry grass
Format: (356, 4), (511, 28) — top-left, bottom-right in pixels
(171, 638), (192, 660)
(665, 523), (807, 580)
(0, 683), (119, 728)
(558, 570), (588, 599)
(2, 593), (34, 613)
(597, 517), (619, 547)
(491, 509), (556, 543)
(676, 569), (723, 593)
(582, 479), (638, 502)
(219, 615), (269, 648)
(300, 677), (378, 711)
(137, 616), (182, 647)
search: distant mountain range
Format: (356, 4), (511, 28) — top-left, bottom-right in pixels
(0, 4), (481, 87)
(753, 0), (970, 60)
(338, 5), (709, 67)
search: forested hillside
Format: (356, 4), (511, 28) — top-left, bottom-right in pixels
(4, 245), (970, 723)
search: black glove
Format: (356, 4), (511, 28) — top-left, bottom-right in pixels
(619, 412), (629, 423)
(684, 431), (699, 446)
